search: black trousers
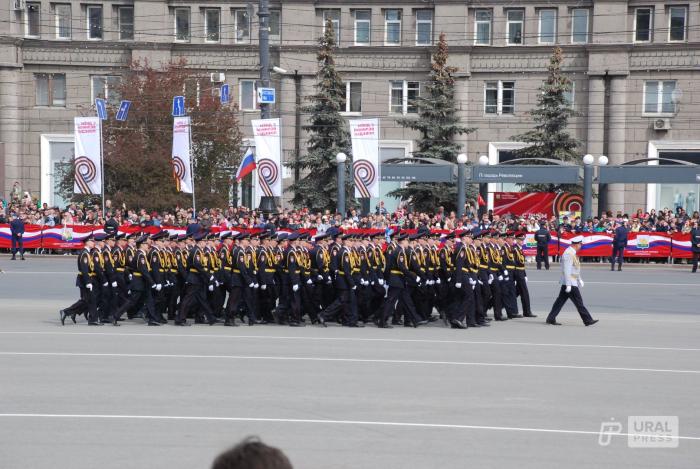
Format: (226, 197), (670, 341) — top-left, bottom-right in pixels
(611, 246), (625, 267)
(487, 275), (505, 319)
(177, 283), (215, 323)
(11, 235), (24, 257)
(64, 285), (98, 323)
(546, 286), (594, 324)
(115, 288), (160, 323)
(501, 278), (519, 318)
(473, 281), (486, 323)
(693, 253), (700, 272)
(513, 271), (532, 315)
(258, 284), (278, 322)
(536, 246), (549, 269)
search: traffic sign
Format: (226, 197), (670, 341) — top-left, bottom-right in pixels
(257, 87), (276, 104)
(172, 96), (185, 117)
(115, 100), (131, 121)
(220, 84), (230, 104)
(95, 98), (107, 120)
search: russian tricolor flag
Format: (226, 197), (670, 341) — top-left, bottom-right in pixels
(236, 147), (256, 182)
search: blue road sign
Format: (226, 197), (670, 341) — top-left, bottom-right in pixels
(116, 100), (131, 121)
(172, 96), (185, 117)
(257, 87), (276, 104)
(220, 84), (230, 104)
(95, 98), (107, 120)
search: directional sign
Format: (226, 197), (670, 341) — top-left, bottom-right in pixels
(598, 165), (700, 184)
(381, 163), (456, 183)
(95, 98), (107, 120)
(469, 165), (580, 184)
(172, 96), (185, 117)
(115, 100), (131, 121)
(220, 84), (230, 104)
(257, 87), (276, 104)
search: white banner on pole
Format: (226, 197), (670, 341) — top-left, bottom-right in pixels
(252, 118), (282, 197)
(73, 117), (103, 195)
(349, 118), (380, 198)
(172, 116), (194, 194)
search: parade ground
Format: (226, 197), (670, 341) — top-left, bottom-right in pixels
(1, 256), (698, 468)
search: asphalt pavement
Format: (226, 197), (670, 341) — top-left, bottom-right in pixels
(1, 255), (699, 468)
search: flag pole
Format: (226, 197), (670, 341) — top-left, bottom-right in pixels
(188, 116), (196, 213)
(100, 118), (105, 216)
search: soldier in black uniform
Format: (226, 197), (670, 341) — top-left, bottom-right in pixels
(112, 233), (130, 313)
(691, 220), (700, 273)
(284, 233), (304, 326)
(611, 220), (628, 271)
(452, 230), (474, 329)
(257, 232), (278, 323)
(513, 232), (536, 317)
(149, 232), (168, 322)
(176, 232), (219, 326)
(500, 233), (522, 319)
(378, 233), (421, 328)
(60, 234), (99, 325)
(535, 222), (551, 270)
(486, 232), (507, 321)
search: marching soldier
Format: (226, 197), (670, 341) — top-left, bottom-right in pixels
(257, 232), (278, 323)
(60, 234), (99, 325)
(513, 233), (536, 318)
(500, 233), (522, 319)
(691, 220), (700, 273)
(176, 233), (219, 326)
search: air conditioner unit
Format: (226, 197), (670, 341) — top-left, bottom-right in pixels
(13, 0), (25, 11)
(653, 118), (671, 131)
(210, 73), (225, 83)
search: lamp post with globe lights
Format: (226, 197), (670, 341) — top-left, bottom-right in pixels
(456, 153), (468, 217)
(336, 152), (347, 216)
(582, 154), (595, 220)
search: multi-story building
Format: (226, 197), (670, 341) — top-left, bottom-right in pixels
(1, 1), (699, 214)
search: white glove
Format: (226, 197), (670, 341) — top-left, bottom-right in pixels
(86, 283), (93, 291)
(415, 276), (421, 283)
(378, 279), (384, 286)
(478, 280), (483, 285)
(578, 279), (584, 288)
(472, 284), (476, 290)
(292, 284), (299, 292)
(488, 274), (494, 284)
(127, 290), (131, 295)
(103, 282), (108, 287)
(447, 277), (452, 282)
(504, 269), (509, 276)
(249, 282), (255, 288)
(455, 282), (462, 289)
(326, 280), (332, 285)
(436, 278), (441, 285)
(156, 284), (162, 292)
(524, 276), (528, 283)
(210, 276), (215, 282)
(565, 285), (572, 293)
(111, 281), (117, 288)
(371, 281), (375, 286)
(317, 275), (323, 281)
(307, 279), (313, 285)
(208, 284), (214, 291)
(352, 285), (357, 290)
(254, 283), (259, 289)
(469, 278), (476, 286)
(128, 274), (133, 281)
(261, 284), (267, 290)
(498, 275), (503, 281)
(151, 284), (157, 289)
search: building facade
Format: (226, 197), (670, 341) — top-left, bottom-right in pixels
(1, 0), (699, 214)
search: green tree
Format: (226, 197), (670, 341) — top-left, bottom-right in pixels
(286, 19), (353, 212)
(60, 59), (243, 211)
(511, 47), (581, 193)
(388, 32), (475, 212)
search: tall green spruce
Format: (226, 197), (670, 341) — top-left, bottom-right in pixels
(287, 20), (352, 212)
(511, 47), (582, 193)
(388, 32), (475, 212)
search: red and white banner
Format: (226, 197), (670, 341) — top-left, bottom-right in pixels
(172, 116), (194, 193)
(494, 192), (583, 217)
(252, 118), (282, 197)
(73, 117), (102, 195)
(349, 118), (380, 199)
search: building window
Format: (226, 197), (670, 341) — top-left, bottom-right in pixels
(354, 10), (371, 46)
(538, 9), (557, 44)
(87, 5), (102, 40)
(54, 4), (71, 39)
(669, 6), (687, 42)
(26, 2), (41, 37)
(239, 80), (257, 111)
(634, 8), (653, 42)
(415, 10), (433, 46)
(644, 81), (676, 114)
(204, 9), (220, 42)
(571, 9), (589, 44)
(564, 83), (575, 109)
(322, 10), (340, 44)
(91, 75), (121, 106)
(343, 82), (362, 114)
(506, 10), (524, 45)
(485, 81), (515, 115)
(118, 6), (134, 40)
(390, 80), (419, 115)
(385, 9), (401, 45)
(474, 10), (492, 45)
(269, 9), (281, 44)
(174, 7), (190, 42)
(234, 9), (250, 44)
(35, 74), (66, 107)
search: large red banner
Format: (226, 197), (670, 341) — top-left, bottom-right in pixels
(494, 192), (583, 217)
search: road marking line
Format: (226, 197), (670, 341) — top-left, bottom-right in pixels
(1, 351), (698, 374)
(0, 331), (698, 352)
(528, 281), (700, 286)
(0, 413), (698, 441)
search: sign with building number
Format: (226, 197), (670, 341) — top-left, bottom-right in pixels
(220, 84), (230, 104)
(257, 87), (276, 104)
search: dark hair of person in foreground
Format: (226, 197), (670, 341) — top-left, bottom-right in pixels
(212, 437), (293, 469)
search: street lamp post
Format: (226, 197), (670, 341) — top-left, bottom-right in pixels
(478, 155), (489, 217)
(582, 154), (594, 220)
(456, 153), (468, 218)
(336, 152), (347, 216)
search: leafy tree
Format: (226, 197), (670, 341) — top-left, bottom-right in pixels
(60, 59), (243, 211)
(511, 47), (581, 193)
(388, 32), (475, 212)
(286, 19), (353, 212)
